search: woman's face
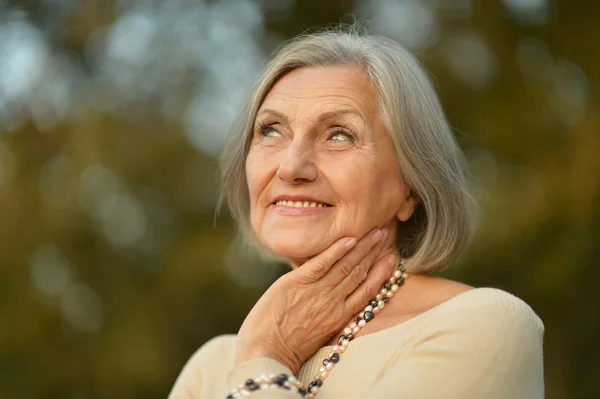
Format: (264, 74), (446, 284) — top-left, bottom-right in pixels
(246, 66), (416, 265)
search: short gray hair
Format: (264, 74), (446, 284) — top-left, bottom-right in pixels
(219, 26), (473, 272)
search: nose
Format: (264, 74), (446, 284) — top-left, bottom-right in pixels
(277, 140), (318, 185)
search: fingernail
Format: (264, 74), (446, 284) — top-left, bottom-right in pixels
(372, 229), (383, 241)
(345, 237), (357, 248)
(388, 254), (397, 266)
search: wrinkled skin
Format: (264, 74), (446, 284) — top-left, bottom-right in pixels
(236, 66), (417, 373)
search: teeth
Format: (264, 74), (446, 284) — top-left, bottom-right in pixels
(275, 200), (328, 208)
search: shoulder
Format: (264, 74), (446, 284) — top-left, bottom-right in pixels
(380, 288), (545, 398)
(168, 335), (236, 398)
(416, 287), (545, 349)
(186, 334), (237, 370)
(440, 287), (543, 333)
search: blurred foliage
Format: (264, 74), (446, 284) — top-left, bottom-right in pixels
(0, 0), (598, 398)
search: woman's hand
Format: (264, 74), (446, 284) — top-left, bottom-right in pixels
(234, 228), (399, 373)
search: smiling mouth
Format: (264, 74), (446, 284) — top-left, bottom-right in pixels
(273, 200), (332, 208)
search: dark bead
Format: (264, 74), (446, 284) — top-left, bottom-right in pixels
(370, 299), (378, 307)
(274, 374), (288, 386)
(315, 379), (323, 387)
(299, 387), (307, 396)
(382, 296), (390, 302)
(364, 311), (374, 321)
(247, 383), (259, 391)
(330, 353), (340, 363)
(245, 379), (255, 386)
(337, 334), (347, 345)
(226, 395), (234, 399)
(347, 333), (355, 341)
(397, 277), (405, 286)
(323, 358), (331, 366)
(384, 282), (391, 289)
(354, 316), (361, 323)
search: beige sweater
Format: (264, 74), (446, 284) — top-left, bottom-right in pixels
(169, 288), (544, 398)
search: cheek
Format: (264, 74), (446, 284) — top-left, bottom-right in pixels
(334, 156), (403, 220)
(246, 152), (266, 205)
(245, 148), (277, 220)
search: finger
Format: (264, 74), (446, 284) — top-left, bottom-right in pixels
(333, 230), (390, 296)
(321, 228), (385, 286)
(298, 236), (357, 282)
(344, 253), (400, 318)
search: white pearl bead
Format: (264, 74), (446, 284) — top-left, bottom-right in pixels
(352, 326), (360, 334)
(260, 383), (269, 389)
(376, 294), (383, 301)
(332, 345), (340, 353)
(344, 327), (352, 335)
(373, 306), (380, 313)
(386, 291), (394, 298)
(393, 270), (402, 279)
(365, 305), (373, 312)
(326, 362), (333, 370)
(391, 284), (399, 292)
(378, 300), (385, 309)
(359, 312), (365, 318)
(320, 366), (326, 373)
(358, 319), (366, 327)
(312, 387), (319, 394)
(349, 322), (357, 329)
(339, 344), (346, 353)
(342, 339), (350, 347)
(321, 370), (329, 379)
(389, 277), (396, 284)
(402, 273), (408, 279)
(380, 288), (388, 296)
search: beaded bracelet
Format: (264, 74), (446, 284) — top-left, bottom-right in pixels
(226, 373), (306, 398)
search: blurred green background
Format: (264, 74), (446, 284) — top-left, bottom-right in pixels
(0, 0), (598, 398)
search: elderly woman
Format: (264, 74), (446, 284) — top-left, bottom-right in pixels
(169, 28), (544, 399)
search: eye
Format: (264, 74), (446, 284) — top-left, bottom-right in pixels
(257, 123), (282, 138)
(328, 129), (355, 142)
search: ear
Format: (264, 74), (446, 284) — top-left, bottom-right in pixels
(396, 188), (418, 222)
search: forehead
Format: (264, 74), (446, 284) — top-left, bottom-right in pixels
(259, 65), (377, 118)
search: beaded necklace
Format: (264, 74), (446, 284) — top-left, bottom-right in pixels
(228, 259), (408, 398)
(303, 258), (408, 398)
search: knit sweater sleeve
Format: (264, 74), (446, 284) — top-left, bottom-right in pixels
(364, 289), (545, 399)
(168, 334), (302, 399)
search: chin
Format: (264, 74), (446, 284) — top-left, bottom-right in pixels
(261, 233), (330, 262)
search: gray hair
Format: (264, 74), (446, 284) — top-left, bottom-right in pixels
(219, 27), (473, 272)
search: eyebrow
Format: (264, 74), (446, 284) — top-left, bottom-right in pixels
(256, 108), (365, 124)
